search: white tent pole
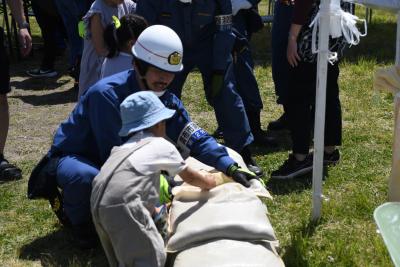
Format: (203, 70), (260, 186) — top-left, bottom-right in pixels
(396, 11), (400, 66)
(389, 92), (400, 201)
(388, 12), (400, 201)
(312, 0), (331, 222)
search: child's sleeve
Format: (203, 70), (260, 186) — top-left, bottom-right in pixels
(82, 1), (103, 39)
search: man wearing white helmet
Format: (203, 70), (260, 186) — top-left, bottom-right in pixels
(136, 0), (266, 176)
(28, 25), (259, 248)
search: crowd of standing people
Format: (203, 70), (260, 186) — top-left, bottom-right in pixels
(0, 0), (345, 266)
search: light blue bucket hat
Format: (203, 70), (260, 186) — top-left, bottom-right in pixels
(119, 91), (176, 137)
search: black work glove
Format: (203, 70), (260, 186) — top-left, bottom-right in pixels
(210, 71), (224, 99)
(226, 164), (257, 188)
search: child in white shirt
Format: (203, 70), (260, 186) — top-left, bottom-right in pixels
(91, 91), (216, 267)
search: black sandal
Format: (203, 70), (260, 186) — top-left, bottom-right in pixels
(0, 159), (22, 181)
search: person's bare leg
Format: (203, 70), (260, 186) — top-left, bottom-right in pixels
(0, 94), (21, 180)
(0, 94), (9, 156)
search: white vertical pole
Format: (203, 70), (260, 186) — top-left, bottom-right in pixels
(389, 92), (400, 201)
(312, 0), (331, 222)
(389, 12), (400, 201)
(396, 12), (400, 66)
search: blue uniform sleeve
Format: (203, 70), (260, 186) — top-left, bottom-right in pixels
(87, 89), (123, 165)
(213, 0), (235, 71)
(135, 0), (159, 25)
(162, 93), (235, 173)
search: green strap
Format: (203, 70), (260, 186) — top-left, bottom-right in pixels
(78, 21), (86, 38)
(159, 174), (171, 204)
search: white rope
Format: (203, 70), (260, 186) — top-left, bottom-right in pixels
(310, 0), (367, 63)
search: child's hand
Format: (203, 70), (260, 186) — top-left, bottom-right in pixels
(201, 173), (217, 190)
(179, 167), (217, 190)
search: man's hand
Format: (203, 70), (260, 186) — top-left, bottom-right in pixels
(287, 24), (303, 67)
(5, 0), (32, 57)
(227, 164), (257, 188)
(200, 173), (217, 190)
(18, 28), (32, 57)
(287, 36), (300, 67)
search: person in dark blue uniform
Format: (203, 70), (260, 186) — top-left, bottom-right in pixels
(269, 0), (294, 131)
(29, 25), (258, 248)
(135, 0), (263, 174)
(230, 0), (277, 146)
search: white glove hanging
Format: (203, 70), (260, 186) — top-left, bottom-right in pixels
(231, 0), (252, 16)
(309, 0), (367, 63)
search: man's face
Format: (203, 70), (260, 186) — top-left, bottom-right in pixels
(144, 66), (175, 93)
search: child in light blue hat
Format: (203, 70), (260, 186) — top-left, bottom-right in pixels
(91, 91), (216, 267)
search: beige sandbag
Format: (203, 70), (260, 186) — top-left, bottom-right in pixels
(172, 239), (285, 267)
(166, 183), (277, 253)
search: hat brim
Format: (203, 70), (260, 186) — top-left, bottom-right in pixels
(119, 107), (176, 137)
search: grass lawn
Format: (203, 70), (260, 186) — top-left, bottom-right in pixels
(0, 4), (398, 267)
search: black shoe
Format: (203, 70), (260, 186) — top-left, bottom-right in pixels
(271, 154), (313, 179)
(253, 130), (278, 147)
(309, 149), (340, 166)
(212, 126), (224, 139)
(245, 109), (277, 147)
(323, 149), (340, 166)
(240, 146), (264, 177)
(71, 222), (99, 249)
(26, 68), (58, 78)
(267, 113), (289, 131)
(0, 158), (22, 181)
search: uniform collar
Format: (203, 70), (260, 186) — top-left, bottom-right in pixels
(127, 69), (142, 94)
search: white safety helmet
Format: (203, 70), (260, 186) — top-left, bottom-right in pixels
(132, 25), (183, 73)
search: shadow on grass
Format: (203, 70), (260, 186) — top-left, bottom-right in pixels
(251, 129), (292, 156)
(9, 86), (78, 106)
(19, 228), (107, 267)
(214, 129), (292, 156)
(281, 220), (320, 267)
(266, 173), (313, 195)
(266, 166), (330, 195)
(10, 76), (70, 91)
